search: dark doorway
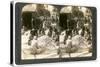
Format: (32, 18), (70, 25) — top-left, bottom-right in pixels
(22, 11), (33, 29)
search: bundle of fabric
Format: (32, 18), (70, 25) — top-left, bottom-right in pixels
(72, 35), (88, 52)
(37, 35), (56, 50)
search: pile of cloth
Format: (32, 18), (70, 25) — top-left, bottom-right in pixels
(37, 35), (57, 50)
(72, 34), (89, 52)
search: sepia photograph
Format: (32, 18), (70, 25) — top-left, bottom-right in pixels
(21, 4), (94, 60)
